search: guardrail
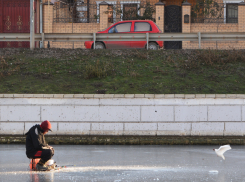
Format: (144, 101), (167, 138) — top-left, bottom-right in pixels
(0, 32), (245, 49)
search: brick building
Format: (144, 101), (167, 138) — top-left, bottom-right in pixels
(0, 0), (245, 49)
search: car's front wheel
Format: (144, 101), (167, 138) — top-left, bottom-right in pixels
(148, 42), (159, 50)
(94, 42), (105, 49)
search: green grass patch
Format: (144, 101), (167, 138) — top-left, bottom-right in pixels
(0, 48), (245, 94)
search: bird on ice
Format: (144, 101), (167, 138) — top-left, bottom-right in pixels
(213, 144), (232, 160)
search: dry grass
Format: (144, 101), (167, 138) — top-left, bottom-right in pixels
(84, 60), (115, 79)
(0, 48), (244, 94)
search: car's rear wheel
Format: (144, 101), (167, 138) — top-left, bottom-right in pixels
(148, 42), (159, 50)
(94, 42), (105, 49)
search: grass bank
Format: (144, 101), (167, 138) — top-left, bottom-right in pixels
(0, 48), (245, 94)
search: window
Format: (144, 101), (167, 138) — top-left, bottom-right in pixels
(108, 22), (132, 33)
(226, 3), (238, 23)
(108, 5), (113, 23)
(134, 22), (152, 32)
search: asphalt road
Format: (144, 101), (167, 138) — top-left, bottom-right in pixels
(0, 144), (244, 182)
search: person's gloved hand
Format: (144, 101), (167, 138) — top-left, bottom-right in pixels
(49, 146), (55, 156)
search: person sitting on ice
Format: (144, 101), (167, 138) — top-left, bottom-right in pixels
(25, 120), (54, 171)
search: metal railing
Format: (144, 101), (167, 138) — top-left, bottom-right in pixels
(0, 32), (245, 49)
(191, 3), (238, 23)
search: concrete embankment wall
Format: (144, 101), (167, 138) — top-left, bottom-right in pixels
(0, 94), (245, 138)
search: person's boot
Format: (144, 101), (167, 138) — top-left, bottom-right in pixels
(36, 159), (51, 171)
(45, 160), (56, 169)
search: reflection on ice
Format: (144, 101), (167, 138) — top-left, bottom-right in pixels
(0, 165), (204, 175)
(209, 170), (219, 174)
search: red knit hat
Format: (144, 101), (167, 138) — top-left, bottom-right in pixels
(41, 120), (52, 132)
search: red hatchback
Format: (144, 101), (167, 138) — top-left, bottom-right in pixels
(84, 20), (163, 50)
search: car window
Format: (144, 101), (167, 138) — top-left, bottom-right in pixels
(108, 22), (132, 33)
(134, 22), (152, 32)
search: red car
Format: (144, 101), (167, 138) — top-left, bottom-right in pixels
(84, 20), (163, 50)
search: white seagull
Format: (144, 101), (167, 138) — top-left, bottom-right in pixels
(213, 144), (232, 160)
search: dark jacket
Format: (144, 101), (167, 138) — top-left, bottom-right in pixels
(25, 124), (49, 158)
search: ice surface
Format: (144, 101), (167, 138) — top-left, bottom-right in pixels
(0, 145), (245, 182)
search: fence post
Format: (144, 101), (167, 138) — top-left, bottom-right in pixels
(99, 2), (109, 31)
(182, 2), (191, 49)
(43, 1), (54, 48)
(198, 32), (201, 49)
(238, 2), (245, 49)
(155, 2), (165, 33)
(146, 33), (149, 50)
(238, 2), (245, 33)
(93, 33), (96, 49)
(30, 0), (35, 50)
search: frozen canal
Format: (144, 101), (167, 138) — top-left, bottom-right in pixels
(0, 144), (245, 182)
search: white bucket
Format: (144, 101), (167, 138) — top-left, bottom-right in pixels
(46, 159), (54, 166)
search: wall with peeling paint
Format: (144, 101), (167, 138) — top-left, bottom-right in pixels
(0, 94), (245, 136)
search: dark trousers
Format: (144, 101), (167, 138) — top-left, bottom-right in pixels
(34, 148), (54, 163)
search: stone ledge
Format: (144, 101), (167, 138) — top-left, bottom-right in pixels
(195, 94), (206, 98)
(206, 94), (215, 98)
(23, 94), (34, 98)
(43, 94), (53, 98)
(33, 94), (44, 98)
(124, 94), (135, 98)
(185, 94), (195, 99)
(0, 94), (245, 99)
(3, 94), (14, 98)
(134, 94), (145, 98)
(226, 94), (237, 98)
(83, 94), (94, 98)
(13, 94), (24, 98)
(74, 94), (84, 98)
(175, 94), (185, 98)
(94, 94), (105, 98)
(237, 94), (245, 98)
(64, 94), (74, 98)
(1, 135), (245, 145)
(215, 94), (226, 98)
(103, 94), (114, 98)
(164, 94), (175, 98)
(54, 94), (64, 98)
(145, 94), (155, 98)
(114, 94), (124, 98)
(155, 94), (165, 98)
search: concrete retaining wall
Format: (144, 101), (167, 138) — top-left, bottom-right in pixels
(0, 94), (245, 136)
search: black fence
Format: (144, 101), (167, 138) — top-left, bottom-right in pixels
(53, 1), (238, 25)
(53, 1), (98, 23)
(104, 2), (156, 23)
(53, 0), (156, 23)
(191, 2), (238, 23)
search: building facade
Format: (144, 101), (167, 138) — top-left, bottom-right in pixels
(0, 0), (245, 49)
